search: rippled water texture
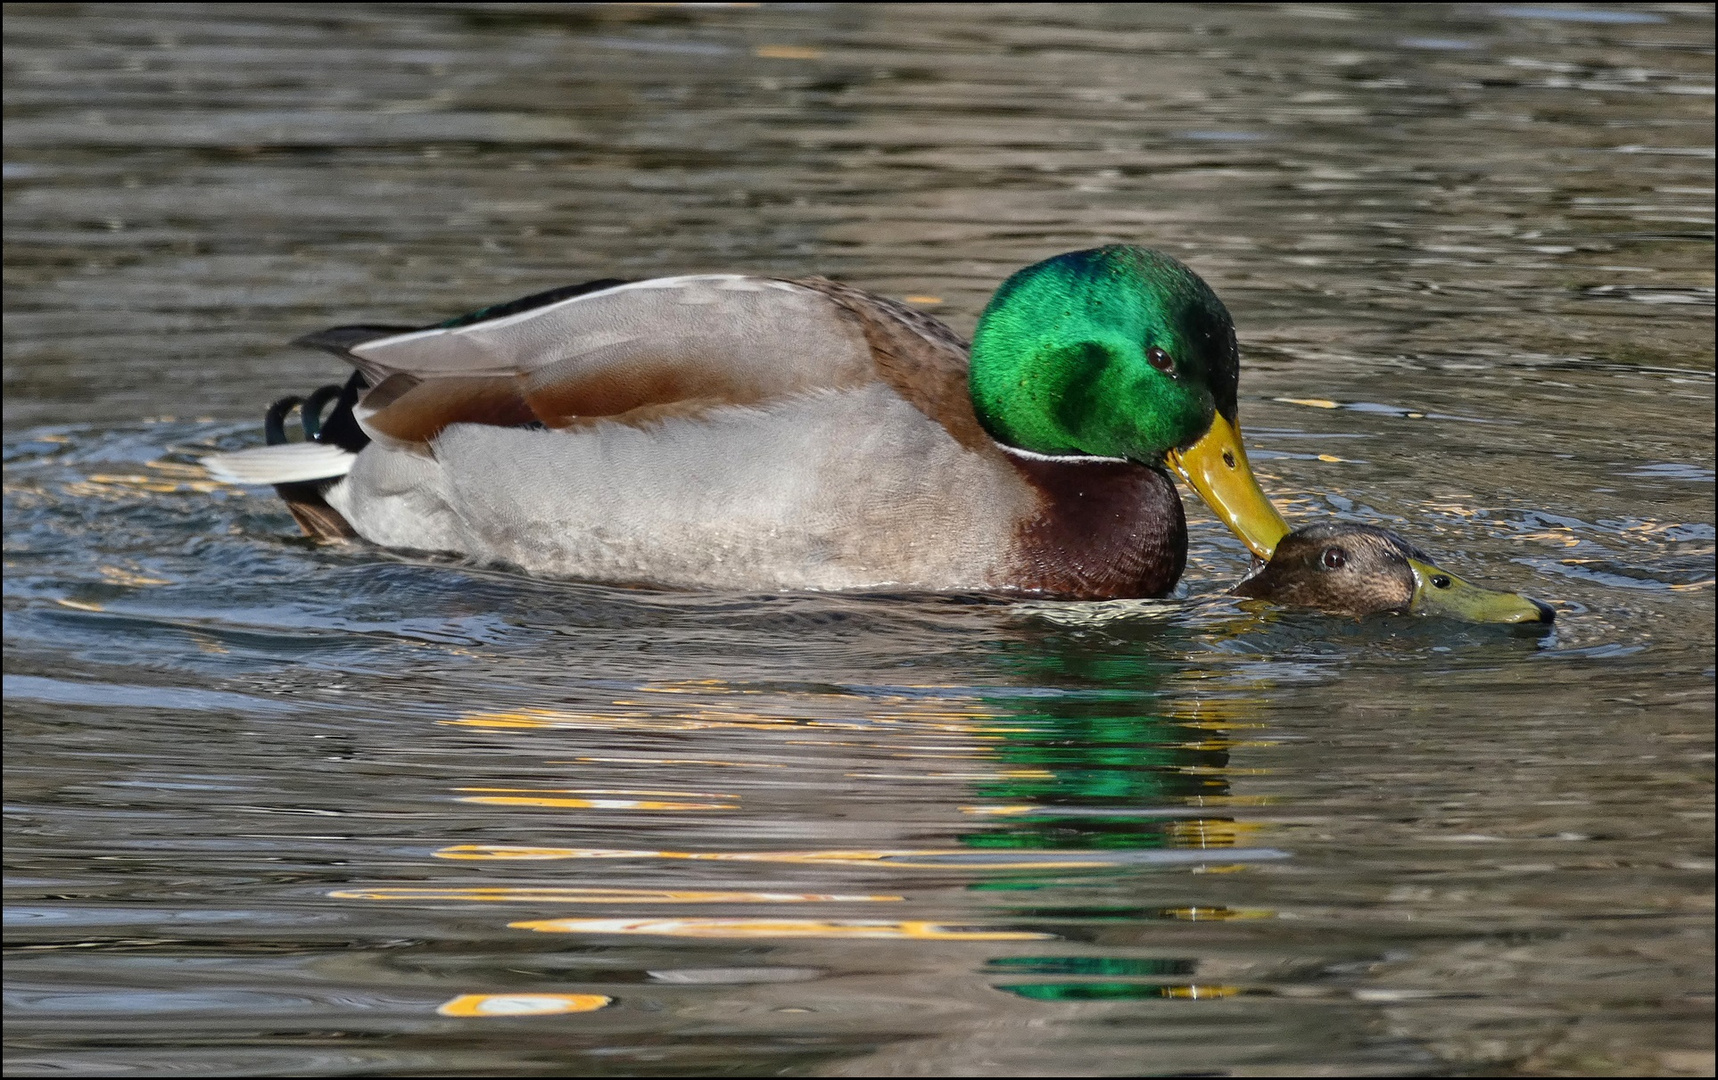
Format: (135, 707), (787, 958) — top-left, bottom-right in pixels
(5, 4), (1714, 1076)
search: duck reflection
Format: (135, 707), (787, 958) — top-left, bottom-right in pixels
(963, 636), (1246, 852)
(964, 626), (1271, 1002)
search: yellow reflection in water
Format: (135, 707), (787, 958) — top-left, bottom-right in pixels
(630, 679), (749, 695)
(846, 768), (1050, 781)
(753, 44), (824, 60)
(1159, 907), (1274, 921)
(454, 786), (738, 811)
(456, 795), (732, 810)
(445, 707), (849, 733)
(552, 756), (784, 768)
(98, 565), (172, 586)
(1164, 698), (1269, 728)
(71, 463), (229, 497)
(437, 993), (610, 1017)
(331, 886), (899, 903)
(146, 459), (210, 479)
(1162, 985), (1244, 999)
(459, 787), (738, 800)
(443, 685), (1002, 738)
(434, 844), (1132, 869)
(1167, 818), (1270, 848)
(510, 917), (1049, 940)
(1177, 738), (1278, 751)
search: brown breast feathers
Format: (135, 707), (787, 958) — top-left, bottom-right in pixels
(1005, 456), (1187, 600)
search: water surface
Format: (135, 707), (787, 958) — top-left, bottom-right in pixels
(5, 3), (1713, 1076)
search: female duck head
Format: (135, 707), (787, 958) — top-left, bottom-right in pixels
(969, 245), (1289, 558)
(1233, 521), (1556, 623)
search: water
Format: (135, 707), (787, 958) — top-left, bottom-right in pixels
(5, 3), (1713, 1075)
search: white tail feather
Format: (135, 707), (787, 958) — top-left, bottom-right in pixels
(203, 442), (356, 485)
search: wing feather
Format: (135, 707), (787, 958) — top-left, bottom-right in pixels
(319, 275), (878, 446)
(356, 375), (538, 446)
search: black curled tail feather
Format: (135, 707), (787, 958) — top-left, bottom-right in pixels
(314, 371), (371, 453)
(265, 396), (304, 445)
(262, 371), (370, 540)
(300, 383), (345, 441)
(265, 372), (370, 452)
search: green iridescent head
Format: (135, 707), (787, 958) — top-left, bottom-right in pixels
(970, 246), (1290, 559)
(969, 245), (1238, 461)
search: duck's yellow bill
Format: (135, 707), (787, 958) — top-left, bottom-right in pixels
(1167, 413), (1291, 560)
(1406, 558), (1554, 624)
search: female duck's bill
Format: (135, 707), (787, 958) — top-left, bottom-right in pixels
(1232, 522), (1554, 623)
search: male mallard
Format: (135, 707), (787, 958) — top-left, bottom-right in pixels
(1233, 522), (1553, 622)
(203, 246), (1293, 598)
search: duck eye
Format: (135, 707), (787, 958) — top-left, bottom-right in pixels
(1147, 346), (1175, 374)
(1321, 547), (1347, 570)
(1431, 574), (1451, 589)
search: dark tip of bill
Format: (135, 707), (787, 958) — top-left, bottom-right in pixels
(1529, 599), (1556, 624)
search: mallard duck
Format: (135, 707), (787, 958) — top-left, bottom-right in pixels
(204, 245), (1293, 599)
(1233, 522), (1554, 622)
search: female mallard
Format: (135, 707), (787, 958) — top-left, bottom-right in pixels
(1233, 522), (1553, 622)
(205, 245), (1294, 599)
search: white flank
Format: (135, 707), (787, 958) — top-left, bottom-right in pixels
(202, 442), (357, 485)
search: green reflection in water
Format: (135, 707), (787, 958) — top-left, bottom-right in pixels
(964, 636), (1238, 853)
(969, 632), (1269, 995)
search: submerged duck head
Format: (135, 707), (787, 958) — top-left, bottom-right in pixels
(969, 245), (1289, 560)
(1232, 522), (1555, 623)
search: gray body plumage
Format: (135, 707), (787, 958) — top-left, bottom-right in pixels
(326, 383), (1035, 590)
